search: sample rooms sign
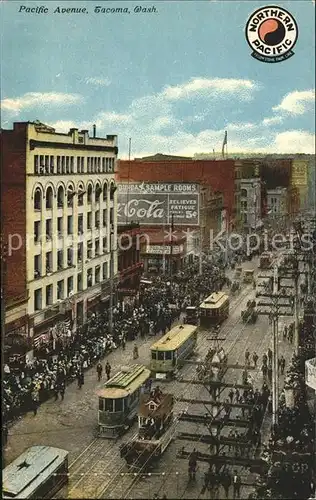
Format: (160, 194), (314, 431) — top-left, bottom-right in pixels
(117, 182), (200, 225)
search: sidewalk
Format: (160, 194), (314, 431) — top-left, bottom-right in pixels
(4, 331), (159, 467)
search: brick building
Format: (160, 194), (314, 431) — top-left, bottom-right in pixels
(117, 154), (234, 243)
(117, 223), (143, 295)
(1, 121), (118, 357)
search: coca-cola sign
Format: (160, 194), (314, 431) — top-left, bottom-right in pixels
(117, 182), (199, 225)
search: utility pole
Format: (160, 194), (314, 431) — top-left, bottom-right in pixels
(272, 264), (279, 427)
(199, 227), (203, 275)
(169, 213), (174, 280)
(108, 223), (115, 334)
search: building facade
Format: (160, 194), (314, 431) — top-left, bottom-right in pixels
(117, 223), (143, 295)
(1, 121), (118, 355)
(240, 178), (262, 230)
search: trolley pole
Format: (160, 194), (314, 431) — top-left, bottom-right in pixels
(272, 264), (279, 427)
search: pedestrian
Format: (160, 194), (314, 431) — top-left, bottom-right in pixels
(77, 370), (84, 389)
(222, 471), (232, 499)
(60, 382), (65, 401)
(262, 353), (268, 365)
(279, 355), (286, 375)
(54, 386), (59, 401)
(252, 352), (258, 368)
(244, 349), (250, 365)
(228, 388), (234, 403)
(133, 344), (139, 359)
(105, 361), (111, 380)
(3, 424), (8, 447)
(261, 364), (268, 381)
(32, 390), (39, 416)
(121, 336), (126, 351)
(233, 471), (241, 499)
(235, 388), (240, 403)
(267, 348), (272, 365)
(283, 325), (288, 340)
(267, 366), (272, 384)
(96, 362), (103, 381)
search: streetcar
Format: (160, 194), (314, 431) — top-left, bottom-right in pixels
(150, 324), (198, 379)
(120, 388), (175, 470)
(234, 266), (243, 279)
(2, 446), (68, 499)
(259, 252), (272, 269)
(243, 269), (255, 283)
(96, 364), (151, 438)
(199, 292), (229, 328)
(185, 306), (199, 325)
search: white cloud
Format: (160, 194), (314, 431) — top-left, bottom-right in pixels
(85, 77), (111, 86)
(272, 90), (315, 115)
(227, 122), (257, 131)
(97, 111), (132, 124)
(262, 116), (284, 126)
(162, 77), (258, 101)
(270, 130), (315, 154)
(1, 92), (82, 114)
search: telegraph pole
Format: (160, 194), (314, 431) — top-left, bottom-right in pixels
(169, 213), (174, 279)
(109, 223), (115, 334)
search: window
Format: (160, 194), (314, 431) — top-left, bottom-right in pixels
(67, 248), (73, 267)
(87, 157), (91, 173)
(57, 217), (63, 237)
(34, 155), (39, 174)
(95, 185), (101, 203)
(102, 158), (106, 172)
(165, 351), (172, 360)
(110, 184), (116, 201)
(46, 284), (53, 306)
(95, 210), (100, 229)
(103, 262), (108, 280)
(50, 156), (54, 174)
(39, 155), (44, 174)
(87, 268), (93, 287)
(57, 250), (63, 270)
(95, 265), (100, 283)
(108, 157), (114, 173)
(67, 188), (74, 207)
(67, 215), (73, 235)
(103, 237), (107, 253)
(106, 158), (109, 172)
(157, 352), (164, 361)
(78, 185), (84, 206)
(103, 209), (107, 227)
(57, 186), (64, 208)
(77, 273), (83, 292)
(46, 219), (52, 240)
(45, 155), (49, 174)
(87, 185), (93, 203)
(66, 156), (70, 174)
(34, 255), (41, 279)
(70, 157), (74, 173)
(34, 188), (42, 210)
(34, 221), (41, 243)
(77, 157), (81, 173)
(97, 157), (101, 173)
(34, 288), (42, 311)
(104, 399), (114, 412)
(110, 208), (114, 224)
(78, 214), (83, 234)
(46, 187), (53, 209)
(87, 212), (92, 229)
(114, 399), (123, 412)
(87, 240), (93, 259)
(81, 157), (85, 173)
(77, 243), (83, 263)
(46, 252), (52, 274)
(61, 156), (65, 173)
(57, 280), (64, 300)
(67, 276), (73, 296)
(57, 156), (61, 174)
(95, 238), (100, 255)
(103, 184), (107, 202)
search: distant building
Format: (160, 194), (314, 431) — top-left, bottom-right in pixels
(240, 178), (262, 230)
(267, 187), (288, 217)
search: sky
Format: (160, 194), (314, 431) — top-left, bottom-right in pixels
(1, 0), (315, 157)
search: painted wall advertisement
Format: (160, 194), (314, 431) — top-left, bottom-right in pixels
(117, 182), (200, 226)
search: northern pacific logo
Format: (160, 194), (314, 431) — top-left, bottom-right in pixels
(245, 5), (298, 63)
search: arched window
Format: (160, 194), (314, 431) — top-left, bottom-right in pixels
(241, 189), (247, 198)
(103, 183), (108, 202)
(110, 182), (117, 201)
(95, 182), (101, 203)
(78, 183), (85, 206)
(67, 185), (74, 207)
(87, 184), (93, 204)
(34, 188), (42, 210)
(57, 186), (64, 208)
(46, 186), (54, 209)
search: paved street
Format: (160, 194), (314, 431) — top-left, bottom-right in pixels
(4, 257), (296, 499)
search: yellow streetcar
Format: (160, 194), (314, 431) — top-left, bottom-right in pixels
(150, 324), (198, 379)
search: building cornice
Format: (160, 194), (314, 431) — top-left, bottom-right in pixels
(29, 139), (118, 155)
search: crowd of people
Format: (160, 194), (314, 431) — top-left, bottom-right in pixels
(3, 256), (228, 430)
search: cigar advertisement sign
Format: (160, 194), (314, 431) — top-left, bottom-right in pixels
(117, 182), (200, 226)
